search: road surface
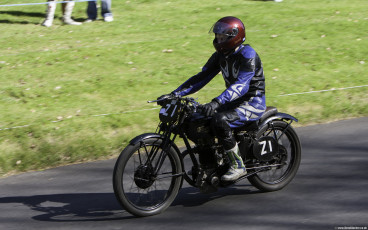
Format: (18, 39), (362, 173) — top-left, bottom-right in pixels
(0, 117), (367, 230)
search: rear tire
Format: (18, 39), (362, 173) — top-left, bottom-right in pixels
(248, 121), (301, 192)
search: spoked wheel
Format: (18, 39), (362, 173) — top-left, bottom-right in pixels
(248, 121), (301, 192)
(113, 137), (183, 217)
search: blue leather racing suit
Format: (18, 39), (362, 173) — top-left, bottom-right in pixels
(172, 44), (266, 152)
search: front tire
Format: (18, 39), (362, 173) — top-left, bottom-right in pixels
(248, 121), (301, 192)
(113, 137), (183, 217)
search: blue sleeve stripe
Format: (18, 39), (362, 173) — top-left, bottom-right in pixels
(216, 71), (254, 104)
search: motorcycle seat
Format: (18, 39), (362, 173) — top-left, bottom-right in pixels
(259, 106), (278, 123)
(234, 106), (278, 132)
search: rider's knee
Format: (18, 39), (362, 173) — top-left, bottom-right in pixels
(211, 112), (229, 132)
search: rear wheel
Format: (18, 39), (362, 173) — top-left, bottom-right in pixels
(113, 137), (183, 217)
(248, 121), (301, 192)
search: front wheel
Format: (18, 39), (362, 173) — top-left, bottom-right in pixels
(113, 137), (183, 217)
(247, 120), (301, 192)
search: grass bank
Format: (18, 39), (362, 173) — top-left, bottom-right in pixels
(0, 0), (367, 176)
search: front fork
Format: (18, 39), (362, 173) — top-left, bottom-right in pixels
(147, 124), (183, 178)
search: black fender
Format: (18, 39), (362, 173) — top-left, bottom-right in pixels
(129, 133), (163, 145)
(129, 133), (182, 158)
(258, 112), (298, 129)
(129, 133), (185, 186)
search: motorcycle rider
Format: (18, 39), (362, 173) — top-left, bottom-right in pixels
(158, 16), (266, 181)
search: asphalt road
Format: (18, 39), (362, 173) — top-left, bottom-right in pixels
(0, 117), (367, 230)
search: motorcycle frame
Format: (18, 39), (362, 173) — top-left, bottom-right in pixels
(131, 97), (299, 185)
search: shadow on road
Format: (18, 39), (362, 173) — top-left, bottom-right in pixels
(173, 184), (259, 207)
(0, 193), (134, 221)
(0, 184), (259, 222)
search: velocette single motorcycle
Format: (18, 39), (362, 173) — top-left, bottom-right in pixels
(113, 95), (301, 217)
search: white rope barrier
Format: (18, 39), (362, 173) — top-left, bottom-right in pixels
(278, 85), (368, 96)
(0, 85), (367, 131)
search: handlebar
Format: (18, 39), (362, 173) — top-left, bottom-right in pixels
(148, 95), (204, 113)
(147, 99), (160, 103)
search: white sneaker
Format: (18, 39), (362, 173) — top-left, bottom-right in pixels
(104, 16), (114, 22)
(63, 18), (82, 26)
(84, 19), (94, 23)
(221, 166), (247, 181)
(42, 19), (53, 27)
(274, 0), (283, 2)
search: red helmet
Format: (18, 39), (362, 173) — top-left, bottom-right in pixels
(210, 16), (246, 54)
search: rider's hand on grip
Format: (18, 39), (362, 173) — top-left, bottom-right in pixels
(202, 99), (221, 117)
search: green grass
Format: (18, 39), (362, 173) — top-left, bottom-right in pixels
(0, 0), (367, 176)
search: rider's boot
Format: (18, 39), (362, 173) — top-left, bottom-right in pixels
(41, 1), (56, 27)
(221, 143), (247, 181)
(62, 1), (82, 25)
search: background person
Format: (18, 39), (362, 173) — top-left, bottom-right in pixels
(85, 0), (113, 22)
(42, 0), (82, 27)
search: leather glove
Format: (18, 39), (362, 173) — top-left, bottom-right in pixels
(202, 99), (221, 117)
(156, 93), (174, 106)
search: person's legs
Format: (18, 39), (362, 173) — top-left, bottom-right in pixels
(101, 0), (113, 21)
(62, 0), (82, 25)
(211, 97), (266, 181)
(41, 0), (56, 27)
(86, 0), (98, 20)
(211, 111), (246, 181)
(211, 111), (239, 150)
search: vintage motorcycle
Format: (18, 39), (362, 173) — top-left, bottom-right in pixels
(113, 95), (301, 217)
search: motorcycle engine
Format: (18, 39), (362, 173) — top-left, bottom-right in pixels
(184, 114), (215, 146)
(195, 168), (219, 194)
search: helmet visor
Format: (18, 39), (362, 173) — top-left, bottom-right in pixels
(209, 22), (239, 37)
